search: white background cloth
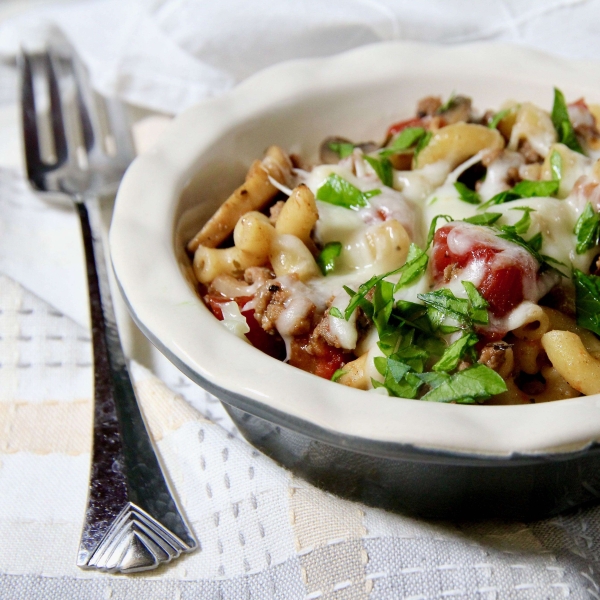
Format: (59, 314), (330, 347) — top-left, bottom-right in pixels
(3, 0), (600, 598)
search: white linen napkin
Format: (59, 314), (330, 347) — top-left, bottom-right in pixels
(1, 0), (599, 115)
(3, 271), (600, 600)
(3, 1), (600, 598)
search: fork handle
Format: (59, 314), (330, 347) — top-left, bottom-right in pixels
(75, 196), (196, 573)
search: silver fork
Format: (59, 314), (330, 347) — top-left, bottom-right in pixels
(19, 45), (197, 573)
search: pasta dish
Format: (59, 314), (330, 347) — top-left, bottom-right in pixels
(187, 90), (600, 405)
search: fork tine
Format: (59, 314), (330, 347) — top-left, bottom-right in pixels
(103, 97), (136, 163)
(19, 52), (44, 190)
(19, 51), (71, 191)
(68, 54), (95, 153)
(45, 51), (68, 167)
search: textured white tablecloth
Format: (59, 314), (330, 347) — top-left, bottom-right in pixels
(3, 1), (600, 598)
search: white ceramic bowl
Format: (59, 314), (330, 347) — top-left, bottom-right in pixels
(111, 41), (600, 518)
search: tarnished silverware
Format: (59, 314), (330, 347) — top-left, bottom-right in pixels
(19, 44), (196, 573)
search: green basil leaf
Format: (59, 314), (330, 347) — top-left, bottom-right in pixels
(463, 212), (503, 226)
(496, 229), (544, 263)
(417, 371), (450, 390)
(414, 131), (433, 160)
(329, 306), (344, 319)
(573, 269), (600, 336)
(550, 149), (563, 182)
(380, 127), (426, 156)
(528, 231), (543, 252)
(478, 190), (521, 210)
(488, 107), (510, 129)
(497, 229), (566, 277)
(392, 346), (429, 373)
(574, 202), (600, 254)
(426, 214), (454, 247)
(386, 358), (412, 381)
(316, 174), (381, 210)
(433, 332), (479, 373)
(551, 87), (584, 154)
(331, 368), (346, 382)
(374, 356), (390, 377)
(501, 206), (536, 236)
(317, 241), (342, 275)
(393, 301), (434, 335)
(394, 243), (428, 291)
(364, 155), (394, 187)
(462, 281), (489, 325)
(373, 280), (395, 334)
(438, 92), (456, 113)
(417, 288), (471, 325)
(420, 363), (507, 403)
(343, 262), (405, 320)
(328, 141), (355, 159)
(454, 181), (481, 205)
(511, 179), (559, 198)
(375, 357), (423, 399)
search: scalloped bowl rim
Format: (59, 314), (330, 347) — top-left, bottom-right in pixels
(110, 41), (600, 458)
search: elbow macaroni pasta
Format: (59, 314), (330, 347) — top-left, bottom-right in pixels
(189, 90), (600, 405)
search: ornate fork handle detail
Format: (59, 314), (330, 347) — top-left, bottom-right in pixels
(76, 196), (197, 572)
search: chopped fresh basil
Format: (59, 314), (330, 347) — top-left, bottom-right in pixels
(364, 155), (394, 187)
(500, 207), (536, 236)
(329, 306), (344, 319)
(488, 107), (510, 129)
(344, 282), (374, 320)
(414, 131), (433, 160)
(394, 243), (428, 291)
(380, 127), (426, 156)
(427, 214), (453, 247)
(331, 369), (346, 382)
(462, 281), (489, 325)
(479, 180), (558, 211)
(317, 241), (342, 275)
(432, 332), (478, 373)
(438, 92), (456, 113)
(574, 202), (600, 254)
(416, 371), (450, 390)
(418, 284), (489, 330)
(328, 141), (355, 159)
(373, 280), (395, 334)
(393, 301), (436, 335)
(463, 212), (502, 226)
(573, 269), (600, 336)
(496, 228), (543, 261)
(550, 150), (563, 182)
(551, 87), (584, 154)
(392, 345), (429, 373)
(454, 181), (481, 205)
(418, 288), (471, 326)
(528, 232), (543, 252)
(420, 363), (507, 403)
(496, 229), (567, 277)
(511, 179), (559, 198)
(478, 190), (521, 210)
(316, 174), (381, 210)
(343, 263), (404, 320)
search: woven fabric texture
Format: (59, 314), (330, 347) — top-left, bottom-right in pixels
(2, 274), (600, 599)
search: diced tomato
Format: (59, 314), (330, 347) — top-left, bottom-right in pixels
(205, 295), (253, 319)
(478, 266), (524, 317)
(289, 335), (353, 380)
(431, 225), (526, 318)
(386, 117), (425, 138)
(204, 294), (286, 360)
(241, 309), (286, 360)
